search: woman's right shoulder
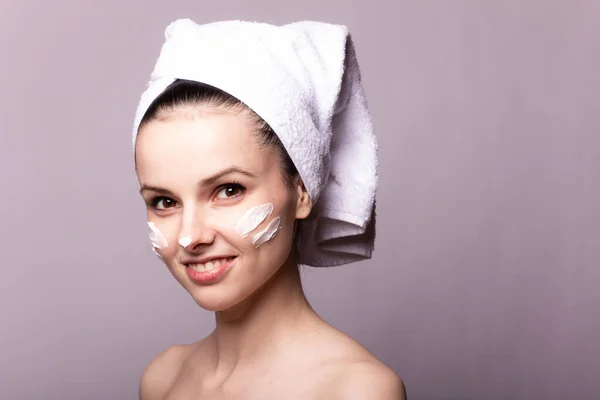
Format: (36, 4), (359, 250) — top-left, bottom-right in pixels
(138, 343), (196, 400)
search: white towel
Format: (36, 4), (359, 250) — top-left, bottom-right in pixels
(132, 19), (377, 267)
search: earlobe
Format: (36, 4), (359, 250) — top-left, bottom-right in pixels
(295, 179), (312, 220)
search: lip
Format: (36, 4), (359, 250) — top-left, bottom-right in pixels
(184, 257), (237, 285)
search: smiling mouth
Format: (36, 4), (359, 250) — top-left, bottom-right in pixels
(186, 257), (237, 272)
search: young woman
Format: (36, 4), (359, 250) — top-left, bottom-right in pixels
(133, 19), (406, 400)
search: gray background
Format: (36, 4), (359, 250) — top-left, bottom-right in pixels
(1, 0), (598, 399)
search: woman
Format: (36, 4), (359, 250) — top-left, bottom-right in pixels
(133, 19), (406, 400)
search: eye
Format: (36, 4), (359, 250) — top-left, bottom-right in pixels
(216, 183), (245, 200)
(151, 196), (177, 210)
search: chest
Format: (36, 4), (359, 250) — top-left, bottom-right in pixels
(163, 363), (337, 400)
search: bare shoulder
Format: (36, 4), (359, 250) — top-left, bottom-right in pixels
(138, 343), (194, 400)
(308, 326), (406, 399)
(331, 359), (407, 400)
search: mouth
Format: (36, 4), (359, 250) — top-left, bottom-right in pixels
(185, 256), (236, 272)
(183, 256), (238, 284)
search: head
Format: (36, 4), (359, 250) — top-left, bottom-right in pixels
(135, 79), (312, 312)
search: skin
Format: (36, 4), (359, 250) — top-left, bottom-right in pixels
(135, 106), (406, 400)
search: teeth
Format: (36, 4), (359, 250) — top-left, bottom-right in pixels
(188, 258), (231, 272)
(190, 264), (206, 272)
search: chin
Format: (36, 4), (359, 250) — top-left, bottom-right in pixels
(185, 283), (253, 313)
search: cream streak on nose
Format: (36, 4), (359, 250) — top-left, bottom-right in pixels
(179, 236), (192, 248)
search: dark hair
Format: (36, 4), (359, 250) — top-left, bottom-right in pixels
(138, 79), (299, 187)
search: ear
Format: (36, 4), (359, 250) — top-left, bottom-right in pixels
(294, 176), (312, 220)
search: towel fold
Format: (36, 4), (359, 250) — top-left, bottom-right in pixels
(132, 19), (377, 267)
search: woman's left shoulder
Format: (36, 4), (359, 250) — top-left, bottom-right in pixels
(310, 329), (407, 399)
(330, 357), (407, 400)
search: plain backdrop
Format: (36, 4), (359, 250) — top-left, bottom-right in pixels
(1, 1), (598, 399)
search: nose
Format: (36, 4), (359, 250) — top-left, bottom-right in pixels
(178, 206), (216, 250)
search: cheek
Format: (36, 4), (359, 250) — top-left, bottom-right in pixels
(232, 202), (288, 249)
(251, 216), (281, 247)
(246, 216), (295, 275)
(235, 203), (274, 237)
(249, 196), (300, 261)
(147, 221), (168, 249)
(239, 204), (296, 262)
(216, 205), (278, 251)
(147, 220), (177, 259)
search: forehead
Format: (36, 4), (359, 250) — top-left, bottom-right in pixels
(135, 113), (277, 181)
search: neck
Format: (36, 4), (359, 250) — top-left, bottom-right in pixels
(208, 258), (321, 375)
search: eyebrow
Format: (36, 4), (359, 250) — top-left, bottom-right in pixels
(199, 166), (257, 187)
(139, 166), (257, 195)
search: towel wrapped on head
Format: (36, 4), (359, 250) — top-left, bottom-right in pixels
(132, 18), (377, 267)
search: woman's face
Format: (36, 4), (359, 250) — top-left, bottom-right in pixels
(135, 108), (309, 312)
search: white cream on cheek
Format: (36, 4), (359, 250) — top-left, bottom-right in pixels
(235, 203), (274, 237)
(148, 221), (169, 251)
(233, 202), (282, 248)
(252, 216), (281, 247)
